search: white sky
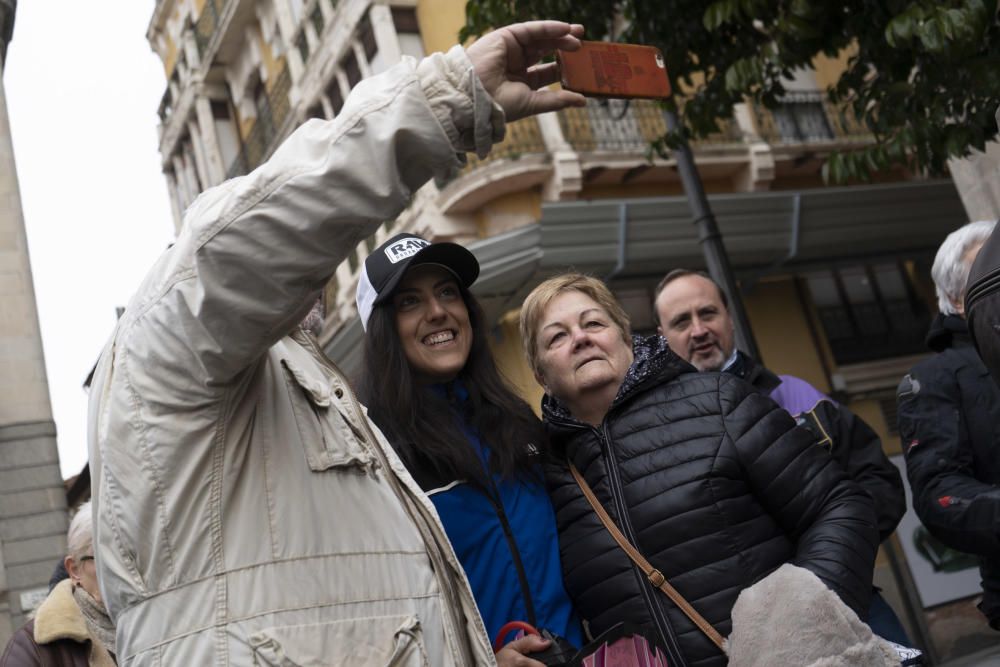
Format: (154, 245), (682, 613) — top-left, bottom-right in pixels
(6, 0), (176, 477)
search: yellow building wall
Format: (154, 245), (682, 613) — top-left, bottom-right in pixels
(490, 310), (545, 416)
(742, 278), (831, 393)
(416, 0), (468, 53)
(848, 398), (900, 456)
(475, 190), (542, 238)
(258, 33), (282, 83)
(813, 45), (856, 92)
(163, 34), (179, 78)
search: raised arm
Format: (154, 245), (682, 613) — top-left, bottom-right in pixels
(117, 22), (586, 394)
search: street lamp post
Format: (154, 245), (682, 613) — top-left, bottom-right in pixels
(664, 108), (761, 361)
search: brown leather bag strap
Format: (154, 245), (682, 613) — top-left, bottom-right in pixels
(569, 463), (727, 652)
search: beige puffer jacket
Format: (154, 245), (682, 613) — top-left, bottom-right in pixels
(86, 46), (503, 666)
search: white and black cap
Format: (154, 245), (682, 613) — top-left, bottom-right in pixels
(356, 233), (480, 330)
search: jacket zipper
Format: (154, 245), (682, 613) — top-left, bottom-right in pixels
(300, 333), (477, 665)
(482, 475), (538, 628)
(596, 422), (687, 667)
(553, 413), (687, 666)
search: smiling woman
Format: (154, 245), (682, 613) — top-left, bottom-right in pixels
(391, 264), (473, 383)
(358, 234), (584, 666)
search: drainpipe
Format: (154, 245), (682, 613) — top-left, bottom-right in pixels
(664, 109), (761, 360)
(604, 202), (629, 282)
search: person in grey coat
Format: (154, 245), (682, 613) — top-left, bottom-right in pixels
(85, 21), (587, 666)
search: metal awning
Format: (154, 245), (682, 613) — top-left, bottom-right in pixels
(326, 179), (966, 376)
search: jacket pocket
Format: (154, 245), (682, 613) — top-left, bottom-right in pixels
(249, 615), (428, 666)
(282, 358), (374, 472)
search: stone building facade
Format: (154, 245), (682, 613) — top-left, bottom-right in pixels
(0, 0), (70, 650)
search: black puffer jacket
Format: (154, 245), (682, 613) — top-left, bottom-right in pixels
(543, 336), (880, 667)
(736, 353), (905, 541)
(897, 314), (1000, 628)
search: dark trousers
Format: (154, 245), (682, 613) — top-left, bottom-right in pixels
(868, 588), (911, 647)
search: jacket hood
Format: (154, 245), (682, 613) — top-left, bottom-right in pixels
(926, 313), (970, 353)
(540, 334), (694, 429)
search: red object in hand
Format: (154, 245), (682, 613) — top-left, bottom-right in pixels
(493, 621), (540, 652)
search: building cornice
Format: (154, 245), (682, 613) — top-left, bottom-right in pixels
(0, 0), (16, 69)
(147, 0), (176, 45)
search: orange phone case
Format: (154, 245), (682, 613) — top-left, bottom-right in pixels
(558, 41), (671, 100)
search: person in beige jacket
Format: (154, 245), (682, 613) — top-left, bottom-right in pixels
(85, 22), (586, 666)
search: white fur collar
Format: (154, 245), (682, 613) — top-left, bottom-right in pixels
(33, 579), (90, 644)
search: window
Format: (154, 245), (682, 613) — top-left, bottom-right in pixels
(359, 20), (378, 61)
(310, 3), (325, 36)
(306, 102), (325, 120)
(359, 18), (388, 74)
(343, 50), (362, 89)
(324, 77), (344, 116)
(211, 99), (242, 174)
(254, 79), (275, 142)
(772, 91), (835, 143)
(391, 7), (419, 32)
(295, 29), (309, 63)
(392, 7), (424, 59)
(804, 262), (930, 365)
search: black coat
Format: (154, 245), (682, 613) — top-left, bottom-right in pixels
(897, 314), (1000, 628)
(737, 353), (905, 541)
(543, 336), (880, 667)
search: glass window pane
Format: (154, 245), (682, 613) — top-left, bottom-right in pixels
(840, 266), (876, 304)
(873, 263), (907, 300)
(805, 272), (839, 307)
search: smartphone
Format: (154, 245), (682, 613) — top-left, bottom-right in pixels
(558, 41), (671, 100)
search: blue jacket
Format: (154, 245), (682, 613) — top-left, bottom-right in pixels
(385, 382), (583, 649)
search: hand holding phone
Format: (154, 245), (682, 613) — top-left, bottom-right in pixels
(557, 41), (671, 100)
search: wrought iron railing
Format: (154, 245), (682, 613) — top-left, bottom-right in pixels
(226, 62), (293, 177)
(558, 99), (741, 154)
(753, 91), (870, 144)
(194, 0), (222, 59)
(460, 116), (547, 174)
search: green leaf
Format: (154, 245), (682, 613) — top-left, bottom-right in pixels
(703, 0), (739, 30)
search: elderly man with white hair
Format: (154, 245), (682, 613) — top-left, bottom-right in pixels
(1, 501), (116, 666)
(897, 219), (1000, 630)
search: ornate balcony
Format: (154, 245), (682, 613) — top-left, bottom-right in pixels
(559, 100), (742, 153)
(461, 116), (547, 174)
(227, 62), (293, 177)
(752, 91), (871, 145)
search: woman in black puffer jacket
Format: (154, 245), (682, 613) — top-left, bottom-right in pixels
(519, 274), (879, 667)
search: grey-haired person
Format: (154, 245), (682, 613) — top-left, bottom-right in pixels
(1, 502), (115, 667)
(897, 219), (1000, 629)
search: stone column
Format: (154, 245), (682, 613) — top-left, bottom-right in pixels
(194, 95), (226, 186)
(949, 147), (1000, 221)
(0, 0), (70, 647)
